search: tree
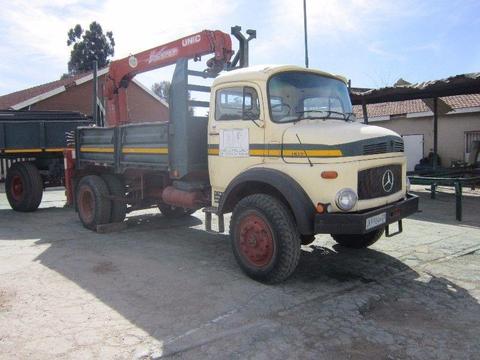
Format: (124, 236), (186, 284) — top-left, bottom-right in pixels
(151, 81), (171, 104)
(67, 22), (115, 74)
(152, 80), (194, 115)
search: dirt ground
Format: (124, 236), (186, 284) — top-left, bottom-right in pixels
(0, 184), (479, 359)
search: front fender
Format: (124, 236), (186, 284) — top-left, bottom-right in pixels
(218, 168), (316, 235)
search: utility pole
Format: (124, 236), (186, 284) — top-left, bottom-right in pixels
(92, 60), (98, 125)
(303, 0), (309, 68)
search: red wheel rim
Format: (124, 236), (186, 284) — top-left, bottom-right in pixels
(78, 186), (95, 223)
(11, 175), (24, 201)
(238, 213), (274, 268)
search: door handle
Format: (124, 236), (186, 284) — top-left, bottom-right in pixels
(209, 132), (219, 135)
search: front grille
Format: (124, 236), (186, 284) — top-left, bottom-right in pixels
(358, 165), (402, 200)
(363, 139), (404, 155)
(363, 142), (388, 155)
(393, 140), (404, 152)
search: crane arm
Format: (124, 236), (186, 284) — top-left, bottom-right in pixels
(105, 30), (234, 126)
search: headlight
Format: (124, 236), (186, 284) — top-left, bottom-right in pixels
(406, 177), (411, 193)
(335, 188), (358, 211)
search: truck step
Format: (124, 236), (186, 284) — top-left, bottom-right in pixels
(203, 207), (225, 233)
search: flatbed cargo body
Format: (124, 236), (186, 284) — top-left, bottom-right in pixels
(1, 110), (93, 212)
(0, 110), (92, 156)
(77, 122), (170, 172)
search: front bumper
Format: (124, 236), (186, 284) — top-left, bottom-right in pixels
(314, 193), (419, 234)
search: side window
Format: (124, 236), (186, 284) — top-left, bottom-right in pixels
(215, 86), (260, 121)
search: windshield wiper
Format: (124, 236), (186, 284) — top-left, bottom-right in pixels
(344, 112), (356, 121)
(295, 110), (349, 122)
(294, 110), (328, 123)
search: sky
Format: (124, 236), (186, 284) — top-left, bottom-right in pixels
(0, 0), (479, 96)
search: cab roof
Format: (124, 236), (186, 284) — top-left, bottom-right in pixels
(213, 64), (348, 86)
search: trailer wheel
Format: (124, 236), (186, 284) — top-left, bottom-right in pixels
(5, 162), (43, 212)
(230, 194), (301, 284)
(76, 175), (112, 230)
(158, 204), (195, 218)
(331, 228), (385, 249)
(101, 174), (126, 223)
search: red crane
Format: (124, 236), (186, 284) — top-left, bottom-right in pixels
(104, 30), (234, 126)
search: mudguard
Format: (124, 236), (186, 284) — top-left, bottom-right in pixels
(218, 168), (316, 234)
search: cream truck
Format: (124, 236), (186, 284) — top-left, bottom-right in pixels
(72, 61), (418, 283)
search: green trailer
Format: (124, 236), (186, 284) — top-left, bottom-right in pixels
(1, 110), (93, 211)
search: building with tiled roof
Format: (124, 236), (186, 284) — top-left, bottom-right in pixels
(0, 68), (169, 124)
(353, 94), (480, 120)
(352, 83), (480, 170)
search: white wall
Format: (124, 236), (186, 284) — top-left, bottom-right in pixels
(372, 112), (480, 166)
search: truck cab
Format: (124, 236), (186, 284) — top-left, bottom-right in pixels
(207, 65), (418, 280)
(209, 65), (414, 211)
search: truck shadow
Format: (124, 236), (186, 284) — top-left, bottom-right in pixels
(2, 207), (479, 357)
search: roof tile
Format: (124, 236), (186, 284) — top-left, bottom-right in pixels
(353, 94), (480, 118)
(0, 69), (105, 109)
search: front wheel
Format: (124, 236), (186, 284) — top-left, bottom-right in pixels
(230, 194), (301, 284)
(331, 228), (385, 249)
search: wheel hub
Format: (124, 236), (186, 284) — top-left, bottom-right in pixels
(238, 214), (274, 267)
(78, 186), (95, 223)
(11, 175), (23, 201)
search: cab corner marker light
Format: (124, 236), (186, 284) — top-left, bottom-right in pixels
(321, 171), (338, 179)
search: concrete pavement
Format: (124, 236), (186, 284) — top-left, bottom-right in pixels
(0, 184), (479, 359)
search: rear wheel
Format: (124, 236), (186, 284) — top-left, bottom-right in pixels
(101, 174), (126, 223)
(331, 228), (385, 249)
(5, 162), (43, 212)
(230, 194), (301, 284)
(158, 203), (195, 218)
(76, 175), (111, 230)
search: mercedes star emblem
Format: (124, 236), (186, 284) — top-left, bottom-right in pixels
(382, 170), (394, 192)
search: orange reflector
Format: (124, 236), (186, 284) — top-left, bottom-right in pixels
(321, 171), (338, 179)
(316, 203), (325, 213)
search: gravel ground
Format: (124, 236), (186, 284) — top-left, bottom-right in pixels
(0, 184), (479, 359)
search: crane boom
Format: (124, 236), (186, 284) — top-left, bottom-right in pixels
(105, 30), (234, 126)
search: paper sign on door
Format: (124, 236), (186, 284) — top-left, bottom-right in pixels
(219, 129), (249, 157)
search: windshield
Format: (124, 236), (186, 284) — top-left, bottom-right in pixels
(268, 71), (354, 123)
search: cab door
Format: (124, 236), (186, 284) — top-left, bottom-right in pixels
(208, 83), (265, 202)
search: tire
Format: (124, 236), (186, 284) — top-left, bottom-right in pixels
(158, 203), (195, 218)
(230, 194), (301, 284)
(76, 175), (112, 230)
(331, 228), (385, 249)
(101, 174), (126, 223)
(5, 162), (43, 212)
(301, 234), (316, 246)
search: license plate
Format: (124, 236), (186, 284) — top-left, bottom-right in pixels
(366, 212), (386, 231)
